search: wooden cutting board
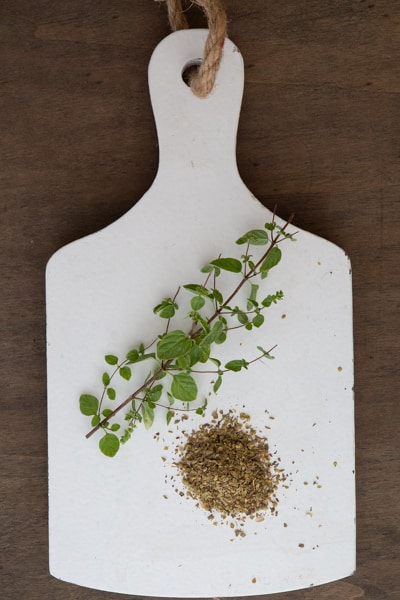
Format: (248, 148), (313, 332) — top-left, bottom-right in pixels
(46, 30), (355, 596)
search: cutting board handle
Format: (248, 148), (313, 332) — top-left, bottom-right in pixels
(148, 30), (244, 178)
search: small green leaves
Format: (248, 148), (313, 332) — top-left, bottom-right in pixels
(126, 349), (139, 362)
(107, 387), (116, 400)
(252, 313), (265, 328)
(247, 283), (259, 310)
(154, 297), (178, 319)
(105, 354), (118, 365)
(236, 229), (269, 245)
(141, 402), (155, 429)
(79, 394), (99, 416)
(119, 366), (132, 381)
(99, 433), (120, 457)
(260, 247), (282, 272)
(213, 375), (223, 393)
(191, 295), (205, 310)
(224, 359), (248, 372)
(210, 257), (242, 273)
(81, 217), (293, 456)
(261, 290), (284, 307)
(183, 283), (211, 297)
(171, 373), (198, 401)
(157, 330), (192, 360)
(257, 345), (275, 359)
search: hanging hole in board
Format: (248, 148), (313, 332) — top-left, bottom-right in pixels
(182, 59), (203, 87)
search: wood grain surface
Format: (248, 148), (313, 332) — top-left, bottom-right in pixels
(1, 1), (399, 599)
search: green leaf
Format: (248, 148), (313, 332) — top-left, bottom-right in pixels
(196, 407), (204, 415)
(176, 355), (190, 370)
(105, 354), (118, 365)
(183, 284), (211, 297)
(102, 372), (110, 386)
(210, 258), (242, 273)
(237, 311), (248, 325)
(171, 373), (198, 401)
(264, 222), (276, 231)
(126, 349), (139, 362)
(188, 343), (203, 366)
(91, 414), (101, 427)
(107, 387), (116, 400)
(236, 229), (269, 245)
(247, 283), (259, 310)
(157, 330), (192, 360)
(253, 313), (265, 328)
(200, 320), (224, 346)
(261, 290), (284, 307)
(166, 410), (174, 425)
(128, 352), (156, 364)
(215, 331), (227, 345)
(209, 357), (221, 368)
(110, 423), (121, 432)
(159, 305), (176, 319)
(150, 384), (163, 402)
(191, 295), (205, 310)
(224, 359), (245, 372)
(257, 345), (275, 359)
(141, 402), (154, 430)
(79, 394), (99, 416)
(213, 375), (223, 393)
(102, 408), (113, 417)
(212, 288), (224, 304)
(260, 246), (282, 272)
(99, 433), (120, 457)
(153, 298), (178, 319)
(119, 366), (132, 381)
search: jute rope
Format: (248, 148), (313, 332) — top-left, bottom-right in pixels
(156, 0), (227, 97)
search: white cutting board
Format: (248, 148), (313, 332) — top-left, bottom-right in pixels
(46, 30), (355, 596)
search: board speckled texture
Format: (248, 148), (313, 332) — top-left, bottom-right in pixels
(1, 2), (399, 600)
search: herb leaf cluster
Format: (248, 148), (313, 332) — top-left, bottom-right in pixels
(79, 217), (295, 457)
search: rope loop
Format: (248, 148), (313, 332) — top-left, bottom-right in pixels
(156, 0), (227, 97)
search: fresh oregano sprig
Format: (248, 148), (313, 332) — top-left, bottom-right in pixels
(79, 216), (296, 457)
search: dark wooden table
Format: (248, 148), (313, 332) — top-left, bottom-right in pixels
(1, 2), (399, 599)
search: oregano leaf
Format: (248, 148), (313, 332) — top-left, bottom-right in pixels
(260, 246), (282, 272)
(107, 387), (116, 400)
(99, 433), (120, 457)
(105, 355), (118, 365)
(91, 414), (101, 427)
(236, 229), (269, 245)
(253, 313), (265, 328)
(79, 394), (99, 416)
(119, 366), (132, 381)
(126, 349), (139, 362)
(171, 373), (198, 401)
(224, 359), (245, 372)
(157, 330), (192, 360)
(210, 258), (242, 273)
(213, 375), (223, 393)
(191, 295), (205, 310)
(141, 402), (155, 430)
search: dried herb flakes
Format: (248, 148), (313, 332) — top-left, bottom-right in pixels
(176, 412), (285, 518)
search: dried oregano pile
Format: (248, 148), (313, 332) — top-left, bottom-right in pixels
(175, 411), (286, 518)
